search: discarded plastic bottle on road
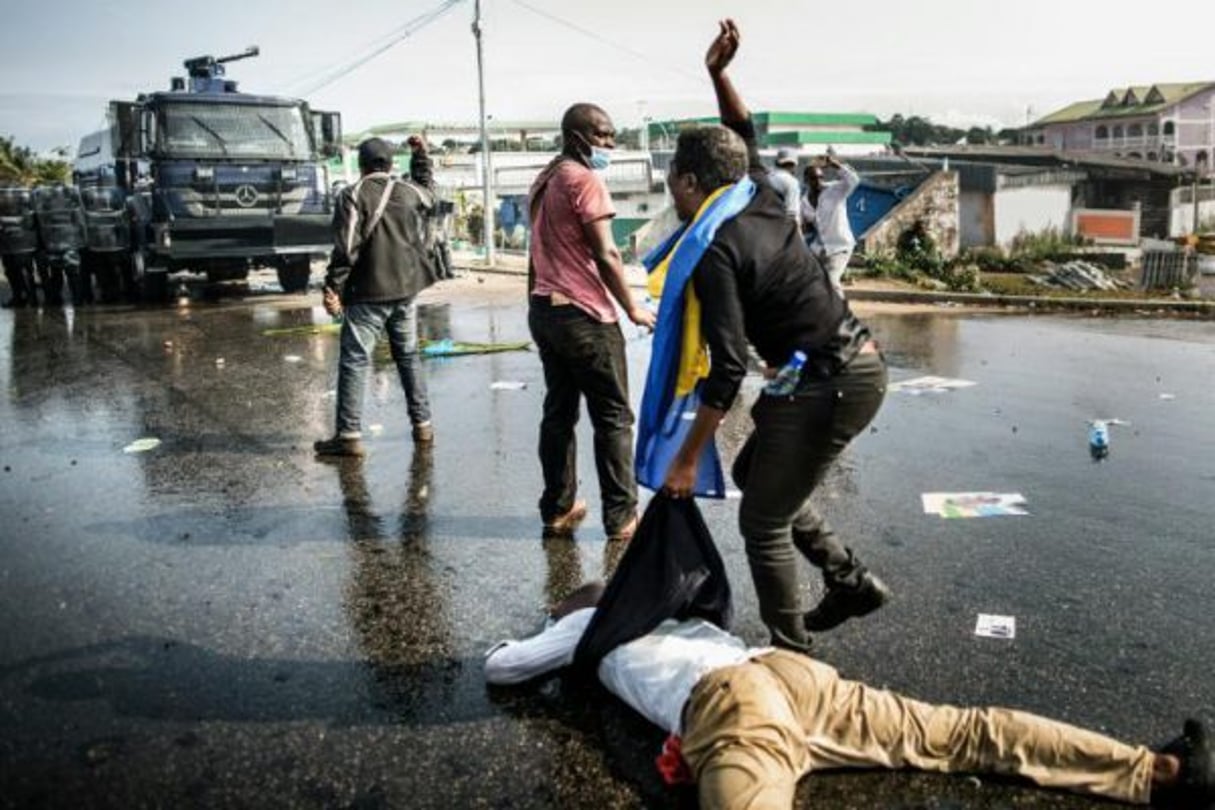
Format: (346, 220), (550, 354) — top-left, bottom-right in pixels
(764, 350), (807, 397)
(1088, 419), (1110, 460)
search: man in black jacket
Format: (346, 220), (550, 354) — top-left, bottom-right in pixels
(660, 20), (887, 653)
(314, 137), (439, 457)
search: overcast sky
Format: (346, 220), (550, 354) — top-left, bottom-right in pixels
(2, 0), (1213, 152)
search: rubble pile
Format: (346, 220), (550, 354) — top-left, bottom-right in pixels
(1028, 260), (1128, 292)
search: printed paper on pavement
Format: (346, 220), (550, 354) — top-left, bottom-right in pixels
(921, 492), (1029, 518)
(890, 376), (977, 395)
(975, 614), (1016, 639)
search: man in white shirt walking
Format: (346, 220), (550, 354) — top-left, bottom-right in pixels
(486, 580), (1213, 810)
(802, 153), (860, 297)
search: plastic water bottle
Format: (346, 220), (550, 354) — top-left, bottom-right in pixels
(764, 350), (808, 396)
(1088, 420), (1110, 460)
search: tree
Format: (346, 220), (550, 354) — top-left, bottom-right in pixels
(965, 126), (995, 145)
(0, 136), (70, 186)
(867, 116), (967, 147)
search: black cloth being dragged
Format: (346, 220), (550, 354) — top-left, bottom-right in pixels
(573, 495), (732, 671)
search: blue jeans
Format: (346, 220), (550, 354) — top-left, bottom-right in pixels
(336, 299), (431, 437)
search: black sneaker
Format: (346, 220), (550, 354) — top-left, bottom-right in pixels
(313, 435), (366, 457)
(1155, 719), (1215, 809)
(804, 573), (891, 632)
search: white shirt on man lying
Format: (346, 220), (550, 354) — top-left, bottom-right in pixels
(484, 607), (771, 734)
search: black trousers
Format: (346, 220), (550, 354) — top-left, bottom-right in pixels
(528, 297), (637, 535)
(731, 350), (887, 651)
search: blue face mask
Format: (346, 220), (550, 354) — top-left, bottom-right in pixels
(589, 146), (612, 171)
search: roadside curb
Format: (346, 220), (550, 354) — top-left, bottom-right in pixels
(452, 259), (1215, 318)
(844, 287), (1215, 316)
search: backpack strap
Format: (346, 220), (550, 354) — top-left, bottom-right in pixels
(363, 177), (397, 239)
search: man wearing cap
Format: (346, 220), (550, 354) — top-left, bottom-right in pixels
(314, 136), (440, 457)
(802, 152), (861, 296)
(770, 148), (803, 227)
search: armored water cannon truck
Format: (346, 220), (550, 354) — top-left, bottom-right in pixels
(74, 46), (342, 299)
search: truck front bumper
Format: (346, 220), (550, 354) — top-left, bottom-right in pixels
(153, 214), (331, 260)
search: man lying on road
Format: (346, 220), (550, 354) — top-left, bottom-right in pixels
(485, 579), (1213, 809)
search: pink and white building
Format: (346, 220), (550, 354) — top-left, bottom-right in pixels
(1024, 83), (1215, 170)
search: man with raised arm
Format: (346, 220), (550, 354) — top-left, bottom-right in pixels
(802, 152), (861, 295)
(655, 19), (887, 654)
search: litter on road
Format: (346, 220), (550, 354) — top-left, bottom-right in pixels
(260, 323), (532, 358)
(490, 381), (528, 391)
(1028, 260), (1128, 292)
(422, 339), (531, 357)
(122, 438), (162, 454)
(975, 614), (1016, 639)
(889, 376), (977, 395)
(922, 492), (1029, 518)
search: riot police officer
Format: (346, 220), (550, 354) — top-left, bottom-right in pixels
(80, 186), (130, 302)
(32, 185), (87, 305)
(0, 187), (39, 307)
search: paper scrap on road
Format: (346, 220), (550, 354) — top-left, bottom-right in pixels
(975, 614), (1016, 639)
(283, 355), (303, 363)
(122, 438), (162, 454)
(922, 492), (1028, 518)
(490, 381), (527, 390)
(1159, 393), (1176, 400)
(890, 376), (977, 395)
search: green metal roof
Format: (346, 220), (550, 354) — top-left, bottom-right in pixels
(1034, 82), (1214, 125)
(755, 111), (879, 127)
(765, 130), (891, 145)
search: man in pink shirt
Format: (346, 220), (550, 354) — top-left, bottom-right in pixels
(528, 102), (656, 543)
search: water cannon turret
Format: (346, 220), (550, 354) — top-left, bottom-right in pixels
(174, 46), (260, 94)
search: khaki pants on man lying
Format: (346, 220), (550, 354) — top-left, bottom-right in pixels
(682, 650), (1153, 810)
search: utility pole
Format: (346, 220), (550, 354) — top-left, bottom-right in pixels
(1194, 156), (1209, 236)
(473, 0), (495, 265)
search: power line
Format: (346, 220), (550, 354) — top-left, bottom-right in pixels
(506, 0), (704, 86)
(287, 0), (466, 97)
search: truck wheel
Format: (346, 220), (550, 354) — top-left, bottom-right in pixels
(130, 249), (169, 302)
(276, 257), (312, 294)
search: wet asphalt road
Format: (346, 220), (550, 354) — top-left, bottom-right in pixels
(1, 271), (1213, 809)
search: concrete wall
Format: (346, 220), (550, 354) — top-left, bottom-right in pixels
(994, 185), (1073, 245)
(1046, 121), (1095, 151)
(959, 190), (993, 248)
(1169, 185), (1215, 235)
(863, 171), (959, 257)
(1173, 87), (1215, 167)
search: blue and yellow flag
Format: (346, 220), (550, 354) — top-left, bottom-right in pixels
(635, 177), (756, 497)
